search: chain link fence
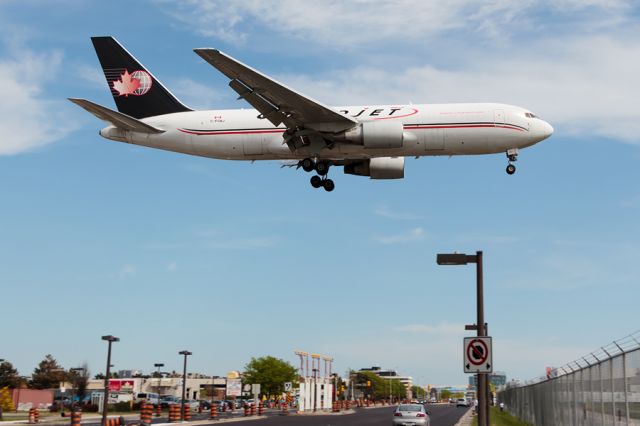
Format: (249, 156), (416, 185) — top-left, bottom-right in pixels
(498, 331), (640, 425)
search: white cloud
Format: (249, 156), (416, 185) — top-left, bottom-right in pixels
(77, 63), (106, 89)
(158, 1), (640, 144)
(493, 338), (592, 382)
(323, 324), (593, 384)
(157, 0), (633, 48)
(0, 48), (76, 155)
(278, 33), (640, 144)
(375, 227), (425, 244)
(171, 78), (227, 110)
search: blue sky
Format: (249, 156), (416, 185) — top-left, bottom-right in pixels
(1, 0), (639, 387)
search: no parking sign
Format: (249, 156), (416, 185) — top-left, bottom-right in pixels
(463, 336), (493, 373)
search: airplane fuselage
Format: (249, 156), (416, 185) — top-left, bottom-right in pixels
(100, 102), (553, 161)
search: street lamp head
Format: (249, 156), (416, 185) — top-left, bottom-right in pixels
(101, 335), (120, 342)
(154, 363), (165, 367)
(436, 253), (477, 265)
(179, 351), (192, 356)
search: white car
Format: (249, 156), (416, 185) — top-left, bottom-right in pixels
(392, 403), (430, 426)
(456, 398), (470, 407)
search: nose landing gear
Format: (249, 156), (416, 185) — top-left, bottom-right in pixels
(506, 148), (518, 175)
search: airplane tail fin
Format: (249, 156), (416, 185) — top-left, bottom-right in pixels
(91, 36), (191, 119)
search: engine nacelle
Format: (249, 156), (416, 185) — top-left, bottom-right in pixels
(337, 121), (406, 149)
(344, 157), (405, 179)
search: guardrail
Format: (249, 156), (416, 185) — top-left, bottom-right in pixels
(498, 331), (640, 425)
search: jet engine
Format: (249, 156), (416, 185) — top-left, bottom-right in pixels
(344, 157), (405, 179)
(336, 121), (411, 149)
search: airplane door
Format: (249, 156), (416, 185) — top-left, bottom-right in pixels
(494, 109), (505, 126)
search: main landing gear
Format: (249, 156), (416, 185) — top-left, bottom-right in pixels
(310, 175), (335, 192)
(506, 148), (518, 175)
(300, 158), (334, 192)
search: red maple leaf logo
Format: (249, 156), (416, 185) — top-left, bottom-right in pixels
(112, 70), (140, 97)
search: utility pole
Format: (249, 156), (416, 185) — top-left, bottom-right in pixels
(437, 251), (489, 426)
(154, 363), (164, 395)
(101, 336), (119, 426)
(178, 351), (192, 421)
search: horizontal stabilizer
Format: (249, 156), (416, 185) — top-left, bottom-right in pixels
(68, 98), (165, 133)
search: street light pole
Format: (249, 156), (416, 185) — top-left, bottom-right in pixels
(101, 335), (119, 426)
(178, 351), (192, 421)
(154, 363), (164, 395)
(437, 251), (489, 426)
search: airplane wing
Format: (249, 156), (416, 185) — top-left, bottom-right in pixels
(193, 49), (357, 132)
(69, 98), (165, 133)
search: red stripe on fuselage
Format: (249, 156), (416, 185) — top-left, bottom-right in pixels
(179, 123), (525, 136)
(178, 128), (285, 136)
(404, 124), (525, 132)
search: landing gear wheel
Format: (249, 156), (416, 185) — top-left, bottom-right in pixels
(301, 158), (314, 172)
(323, 179), (335, 192)
(315, 162), (329, 176)
(506, 164), (516, 175)
(310, 175), (322, 188)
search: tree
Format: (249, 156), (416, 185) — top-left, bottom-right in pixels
(242, 356), (298, 396)
(0, 361), (23, 389)
(440, 389), (452, 400)
(0, 386), (14, 412)
(354, 371), (406, 400)
(70, 363), (90, 405)
(411, 385), (426, 400)
(30, 355), (68, 389)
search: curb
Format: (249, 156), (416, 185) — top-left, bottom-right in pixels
(454, 408), (474, 426)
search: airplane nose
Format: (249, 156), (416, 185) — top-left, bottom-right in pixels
(542, 121), (554, 139)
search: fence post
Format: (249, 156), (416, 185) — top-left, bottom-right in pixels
(623, 352), (629, 425)
(610, 358), (615, 425)
(600, 360), (604, 424)
(571, 371), (578, 426)
(612, 342), (630, 426)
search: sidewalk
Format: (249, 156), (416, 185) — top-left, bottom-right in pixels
(454, 408), (473, 426)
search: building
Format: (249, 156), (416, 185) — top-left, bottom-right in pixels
(86, 375), (227, 401)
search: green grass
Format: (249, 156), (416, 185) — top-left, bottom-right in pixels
(471, 406), (531, 426)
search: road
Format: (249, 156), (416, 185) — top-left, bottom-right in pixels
(198, 405), (468, 426)
(70, 405), (468, 426)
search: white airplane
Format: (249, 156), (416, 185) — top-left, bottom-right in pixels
(71, 36), (553, 192)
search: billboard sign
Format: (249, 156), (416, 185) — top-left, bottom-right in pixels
(226, 379), (242, 397)
(108, 379), (135, 392)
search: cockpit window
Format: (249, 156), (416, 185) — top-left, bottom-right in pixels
(525, 112), (539, 119)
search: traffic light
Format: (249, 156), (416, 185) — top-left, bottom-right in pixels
(366, 380), (371, 387)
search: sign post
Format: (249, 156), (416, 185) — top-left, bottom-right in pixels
(251, 384), (260, 406)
